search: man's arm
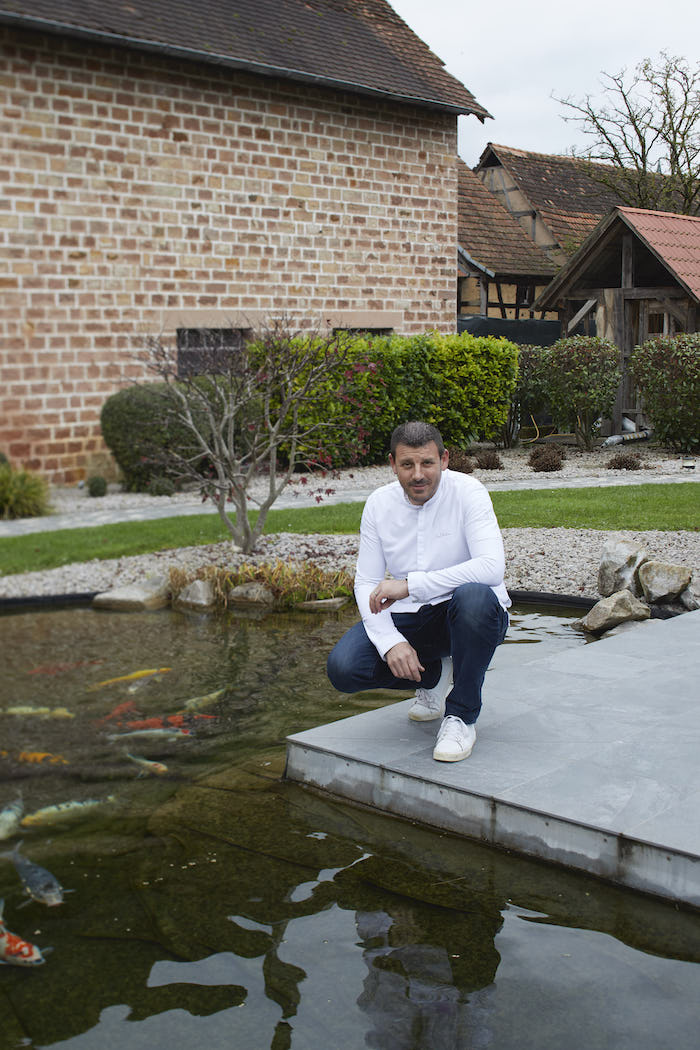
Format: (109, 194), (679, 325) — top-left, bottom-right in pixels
(354, 499), (411, 660)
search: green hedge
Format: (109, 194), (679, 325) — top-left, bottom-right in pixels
(630, 334), (700, 450)
(100, 332), (519, 478)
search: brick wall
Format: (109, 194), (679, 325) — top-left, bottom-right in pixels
(0, 26), (459, 483)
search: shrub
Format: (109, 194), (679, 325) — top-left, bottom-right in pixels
(630, 334), (700, 450)
(0, 451), (8, 467)
(542, 336), (622, 450)
(606, 451), (642, 470)
(447, 448), (475, 473)
(100, 383), (207, 491)
(503, 344), (551, 447)
(474, 450), (503, 470)
(0, 464), (49, 519)
(147, 476), (176, 496)
(528, 446), (564, 472)
(87, 474), (107, 497)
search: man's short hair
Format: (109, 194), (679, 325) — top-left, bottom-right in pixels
(390, 421), (445, 458)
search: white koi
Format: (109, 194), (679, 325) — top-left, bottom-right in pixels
(125, 752), (168, 776)
(0, 794), (23, 842)
(21, 796), (116, 828)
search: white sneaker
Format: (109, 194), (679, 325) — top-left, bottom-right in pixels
(408, 657), (453, 721)
(433, 715), (476, 762)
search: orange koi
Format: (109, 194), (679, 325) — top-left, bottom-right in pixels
(0, 900), (50, 965)
(16, 751), (69, 766)
(93, 700), (138, 727)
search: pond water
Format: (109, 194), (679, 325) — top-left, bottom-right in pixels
(1, 602), (699, 1050)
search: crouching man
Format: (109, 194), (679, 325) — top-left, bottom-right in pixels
(327, 421), (510, 762)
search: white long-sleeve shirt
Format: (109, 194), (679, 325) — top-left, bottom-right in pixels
(355, 469), (510, 658)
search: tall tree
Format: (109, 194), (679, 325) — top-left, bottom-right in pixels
(556, 52), (700, 214)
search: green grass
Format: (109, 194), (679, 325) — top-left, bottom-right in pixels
(0, 483), (697, 577)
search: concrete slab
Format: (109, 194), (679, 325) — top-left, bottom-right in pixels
(286, 609), (700, 908)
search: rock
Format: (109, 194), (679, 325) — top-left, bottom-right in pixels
(638, 560), (692, 603)
(678, 580), (700, 612)
(92, 573), (171, 611)
(580, 589), (650, 635)
(296, 596), (349, 611)
(228, 581), (276, 606)
(175, 578), (216, 610)
(597, 539), (648, 597)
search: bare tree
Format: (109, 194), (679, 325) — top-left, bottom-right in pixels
(556, 52), (700, 214)
(142, 318), (368, 553)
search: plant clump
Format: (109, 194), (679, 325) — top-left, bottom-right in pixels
(147, 476), (176, 497)
(606, 451), (642, 470)
(474, 450), (503, 470)
(169, 560), (354, 610)
(87, 475), (107, 498)
(447, 448), (475, 473)
(528, 445), (565, 472)
(0, 464), (49, 519)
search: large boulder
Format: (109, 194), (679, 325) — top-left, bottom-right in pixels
(580, 589), (651, 635)
(228, 581), (276, 606)
(597, 539), (648, 597)
(175, 578), (216, 610)
(638, 560), (692, 604)
(92, 573), (171, 611)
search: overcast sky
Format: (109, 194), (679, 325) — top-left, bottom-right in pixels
(389, 0), (699, 167)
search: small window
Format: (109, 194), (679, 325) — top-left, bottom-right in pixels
(176, 328), (250, 377)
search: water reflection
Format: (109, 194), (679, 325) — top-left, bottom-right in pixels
(0, 602), (699, 1050)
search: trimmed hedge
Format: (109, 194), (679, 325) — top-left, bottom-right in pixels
(540, 336), (621, 450)
(630, 334), (700, 450)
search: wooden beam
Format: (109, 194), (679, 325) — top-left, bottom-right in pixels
(567, 297), (597, 334)
(658, 297), (689, 326)
(621, 233), (635, 287)
(565, 286), (686, 301)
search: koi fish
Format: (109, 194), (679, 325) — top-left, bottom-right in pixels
(125, 752), (168, 777)
(0, 794), (23, 842)
(182, 687), (226, 711)
(106, 728), (190, 742)
(1, 706), (74, 719)
(0, 899), (51, 966)
(88, 667), (172, 691)
(15, 751), (69, 766)
(123, 714), (215, 732)
(93, 700), (138, 727)
(21, 796), (116, 828)
(0, 842), (68, 907)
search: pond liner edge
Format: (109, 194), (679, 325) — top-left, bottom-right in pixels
(0, 590), (598, 612)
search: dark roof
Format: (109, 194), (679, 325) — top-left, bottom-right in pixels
(457, 160), (556, 278)
(475, 143), (626, 254)
(0, 0), (490, 117)
(536, 207), (700, 308)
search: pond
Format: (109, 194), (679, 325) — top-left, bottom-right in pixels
(1, 601), (699, 1050)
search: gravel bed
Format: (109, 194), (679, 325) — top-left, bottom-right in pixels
(2, 449), (698, 601)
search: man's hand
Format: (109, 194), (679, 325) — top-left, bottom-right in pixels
(369, 578), (409, 614)
(385, 641), (424, 682)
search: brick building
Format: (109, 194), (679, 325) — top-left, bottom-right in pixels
(0, 0), (488, 482)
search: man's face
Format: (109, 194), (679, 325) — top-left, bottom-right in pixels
(390, 441), (449, 506)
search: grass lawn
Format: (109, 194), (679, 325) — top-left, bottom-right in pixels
(0, 482), (697, 577)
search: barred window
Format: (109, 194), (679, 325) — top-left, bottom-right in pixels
(176, 328), (250, 376)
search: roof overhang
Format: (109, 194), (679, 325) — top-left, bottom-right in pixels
(0, 10), (487, 117)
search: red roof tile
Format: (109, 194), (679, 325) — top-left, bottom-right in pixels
(0, 0), (490, 117)
(618, 208), (700, 302)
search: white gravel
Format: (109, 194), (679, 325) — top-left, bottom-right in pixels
(2, 448), (698, 601)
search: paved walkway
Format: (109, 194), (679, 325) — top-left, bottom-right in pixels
(1, 469), (696, 537)
(286, 608), (700, 909)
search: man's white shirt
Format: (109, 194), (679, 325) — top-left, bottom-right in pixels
(355, 469), (511, 658)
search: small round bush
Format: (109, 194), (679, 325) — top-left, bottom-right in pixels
(148, 476), (176, 496)
(447, 448), (475, 474)
(528, 446), (564, 472)
(474, 450), (503, 470)
(87, 474), (108, 498)
(0, 464), (49, 519)
(0, 451), (8, 467)
(606, 451), (642, 470)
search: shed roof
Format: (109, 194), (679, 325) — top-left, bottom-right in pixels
(475, 143), (625, 254)
(536, 207), (700, 308)
(0, 0), (490, 117)
(457, 160), (556, 279)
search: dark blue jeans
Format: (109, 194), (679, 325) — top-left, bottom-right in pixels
(327, 583), (509, 725)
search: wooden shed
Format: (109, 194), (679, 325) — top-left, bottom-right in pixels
(535, 207), (700, 432)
